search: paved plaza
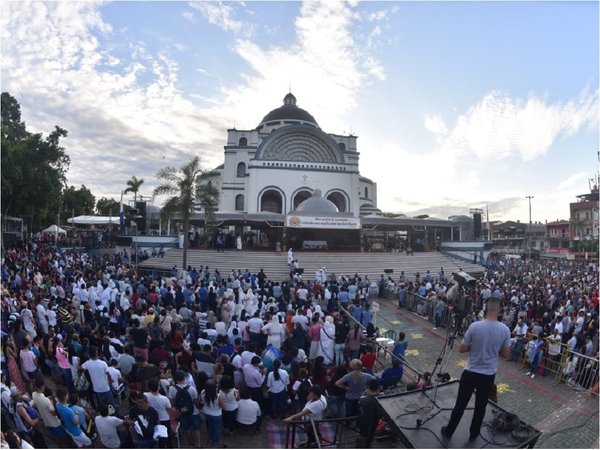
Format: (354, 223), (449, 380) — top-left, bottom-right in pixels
(374, 298), (599, 449)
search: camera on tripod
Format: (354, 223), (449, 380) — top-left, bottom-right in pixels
(448, 271), (476, 316)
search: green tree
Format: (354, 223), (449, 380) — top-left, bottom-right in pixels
(153, 156), (219, 270)
(62, 185), (96, 219)
(1, 92), (70, 230)
(124, 176), (144, 207)
(570, 216), (586, 251)
(96, 197), (120, 216)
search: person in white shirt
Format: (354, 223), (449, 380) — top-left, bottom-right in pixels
(292, 310), (309, 331)
(283, 385), (328, 446)
(107, 359), (123, 392)
(144, 379), (173, 447)
(267, 359), (289, 419)
(247, 312), (264, 344)
(81, 347), (115, 408)
(95, 404), (128, 449)
(236, 390), (262, 432)
(219, 375), (239, 433)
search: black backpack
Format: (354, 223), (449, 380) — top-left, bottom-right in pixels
(174, 385), (194, 417)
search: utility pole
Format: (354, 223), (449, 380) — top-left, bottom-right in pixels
(525, 195), (534, 259)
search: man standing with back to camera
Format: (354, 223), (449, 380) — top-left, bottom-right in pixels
(441, 296), (511, 442)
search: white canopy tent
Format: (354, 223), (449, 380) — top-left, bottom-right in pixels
(67, 215), (119, 225)
(42, 224), (67, 235)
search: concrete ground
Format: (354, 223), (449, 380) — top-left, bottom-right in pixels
(374, 297), (599, 449)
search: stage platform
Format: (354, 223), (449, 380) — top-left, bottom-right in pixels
(376, 380), (541, 449)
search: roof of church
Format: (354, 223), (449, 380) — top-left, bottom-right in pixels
(259, 93), (318, 127)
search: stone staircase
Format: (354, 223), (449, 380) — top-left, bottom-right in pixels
(139, 249), (484, 281)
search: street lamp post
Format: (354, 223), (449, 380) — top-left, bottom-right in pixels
(525, 195), (534, 259)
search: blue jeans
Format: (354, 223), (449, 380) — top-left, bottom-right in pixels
(205, 414), (222, 444)
(96, 390), (116, 408)
(328, 395), (345, 419)
(345, 398), (359, 417)
(269, 390), (287, 418)
(334, 343), (345, 366)
(60, 368), (73, 394)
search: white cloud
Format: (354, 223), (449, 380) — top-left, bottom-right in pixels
(429, 89), (598, 161)
(181, 10), (196, 23)
(1, 0), (387, 203)
(424, 114), (448, 138)
(188, 1), (248, 36)
(1, 1), (230, 201)
(212, 1), (386, 133)
(557, 172), (587, 191)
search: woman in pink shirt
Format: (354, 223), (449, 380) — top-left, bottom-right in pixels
(308, 316), (322, 361)
(54, 335), (73, 394)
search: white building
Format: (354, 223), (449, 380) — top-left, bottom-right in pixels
(212, 92), (379, 217)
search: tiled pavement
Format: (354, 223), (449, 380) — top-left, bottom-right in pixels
(374, 297), (600, 449)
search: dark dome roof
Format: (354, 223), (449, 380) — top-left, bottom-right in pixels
(259, 93), (318, 127)
(296, 189), (339, 213)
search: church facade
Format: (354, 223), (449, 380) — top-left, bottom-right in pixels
(211, 93), (379, 217)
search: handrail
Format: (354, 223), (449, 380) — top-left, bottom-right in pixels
(284, 415), (360, 449)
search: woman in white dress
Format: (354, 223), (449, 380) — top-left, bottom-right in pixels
(262, 315), (285, 349)
(318, 316), (335, 365)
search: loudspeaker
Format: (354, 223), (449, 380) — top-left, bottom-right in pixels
(135, 201), (147, 233)
(384, 268), (394, 274)
(473, 212), (482, 240)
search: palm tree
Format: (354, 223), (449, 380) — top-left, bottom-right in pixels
(124, 176), (145, 207)
(153, 156), (219, 270)
(570, 216), (586, 252)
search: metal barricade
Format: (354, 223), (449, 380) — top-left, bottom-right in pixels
(339, 304), (422, 384)
(555, 349), (599, 396)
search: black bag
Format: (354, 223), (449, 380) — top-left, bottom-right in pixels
(174, 385), (194, 417)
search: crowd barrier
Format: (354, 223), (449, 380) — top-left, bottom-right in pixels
(513, 332), (599, 396)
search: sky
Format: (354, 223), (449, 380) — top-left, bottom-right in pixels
(1, 0), (598, 223)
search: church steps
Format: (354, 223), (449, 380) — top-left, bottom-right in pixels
(139, 249), (483, 281)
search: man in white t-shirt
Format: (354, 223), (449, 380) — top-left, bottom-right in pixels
(95, 404), (129, 449)
(81, 347), (115, 407)
(145, 379), (173, 447)
(236, 390), (262, 432)
(284, 385), (328, 446)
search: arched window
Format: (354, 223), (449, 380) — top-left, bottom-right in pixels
(327, 192), (347, 212)
(260, 190), (283, 213)
(236, 162), (246, 178)
(339, 142), (346, 151)
(293, 190), (312, 210)
(364, 186), (369, 198)
(235, 194), (244, 211)
(239, 137), (248, 146)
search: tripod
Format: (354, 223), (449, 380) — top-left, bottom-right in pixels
(416, 307), (464, 427)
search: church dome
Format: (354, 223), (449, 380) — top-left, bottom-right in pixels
(296, 189), (339, 213)
(259, 93), (318, 127)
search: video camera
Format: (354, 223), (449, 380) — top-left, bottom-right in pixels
(447, 271), (477, 316)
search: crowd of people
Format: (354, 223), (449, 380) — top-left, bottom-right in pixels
(0, 237), (598, 449)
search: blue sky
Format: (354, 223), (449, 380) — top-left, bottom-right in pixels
(1, 1), (598, 223)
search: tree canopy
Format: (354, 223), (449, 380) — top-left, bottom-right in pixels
(1, 92), (71, 231)
(153, 156), (219, 269)
(96, 197), (121, 216)
(62, 185), (95, 217)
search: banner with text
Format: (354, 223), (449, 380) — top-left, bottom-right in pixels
(286, 215), (361, 229)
